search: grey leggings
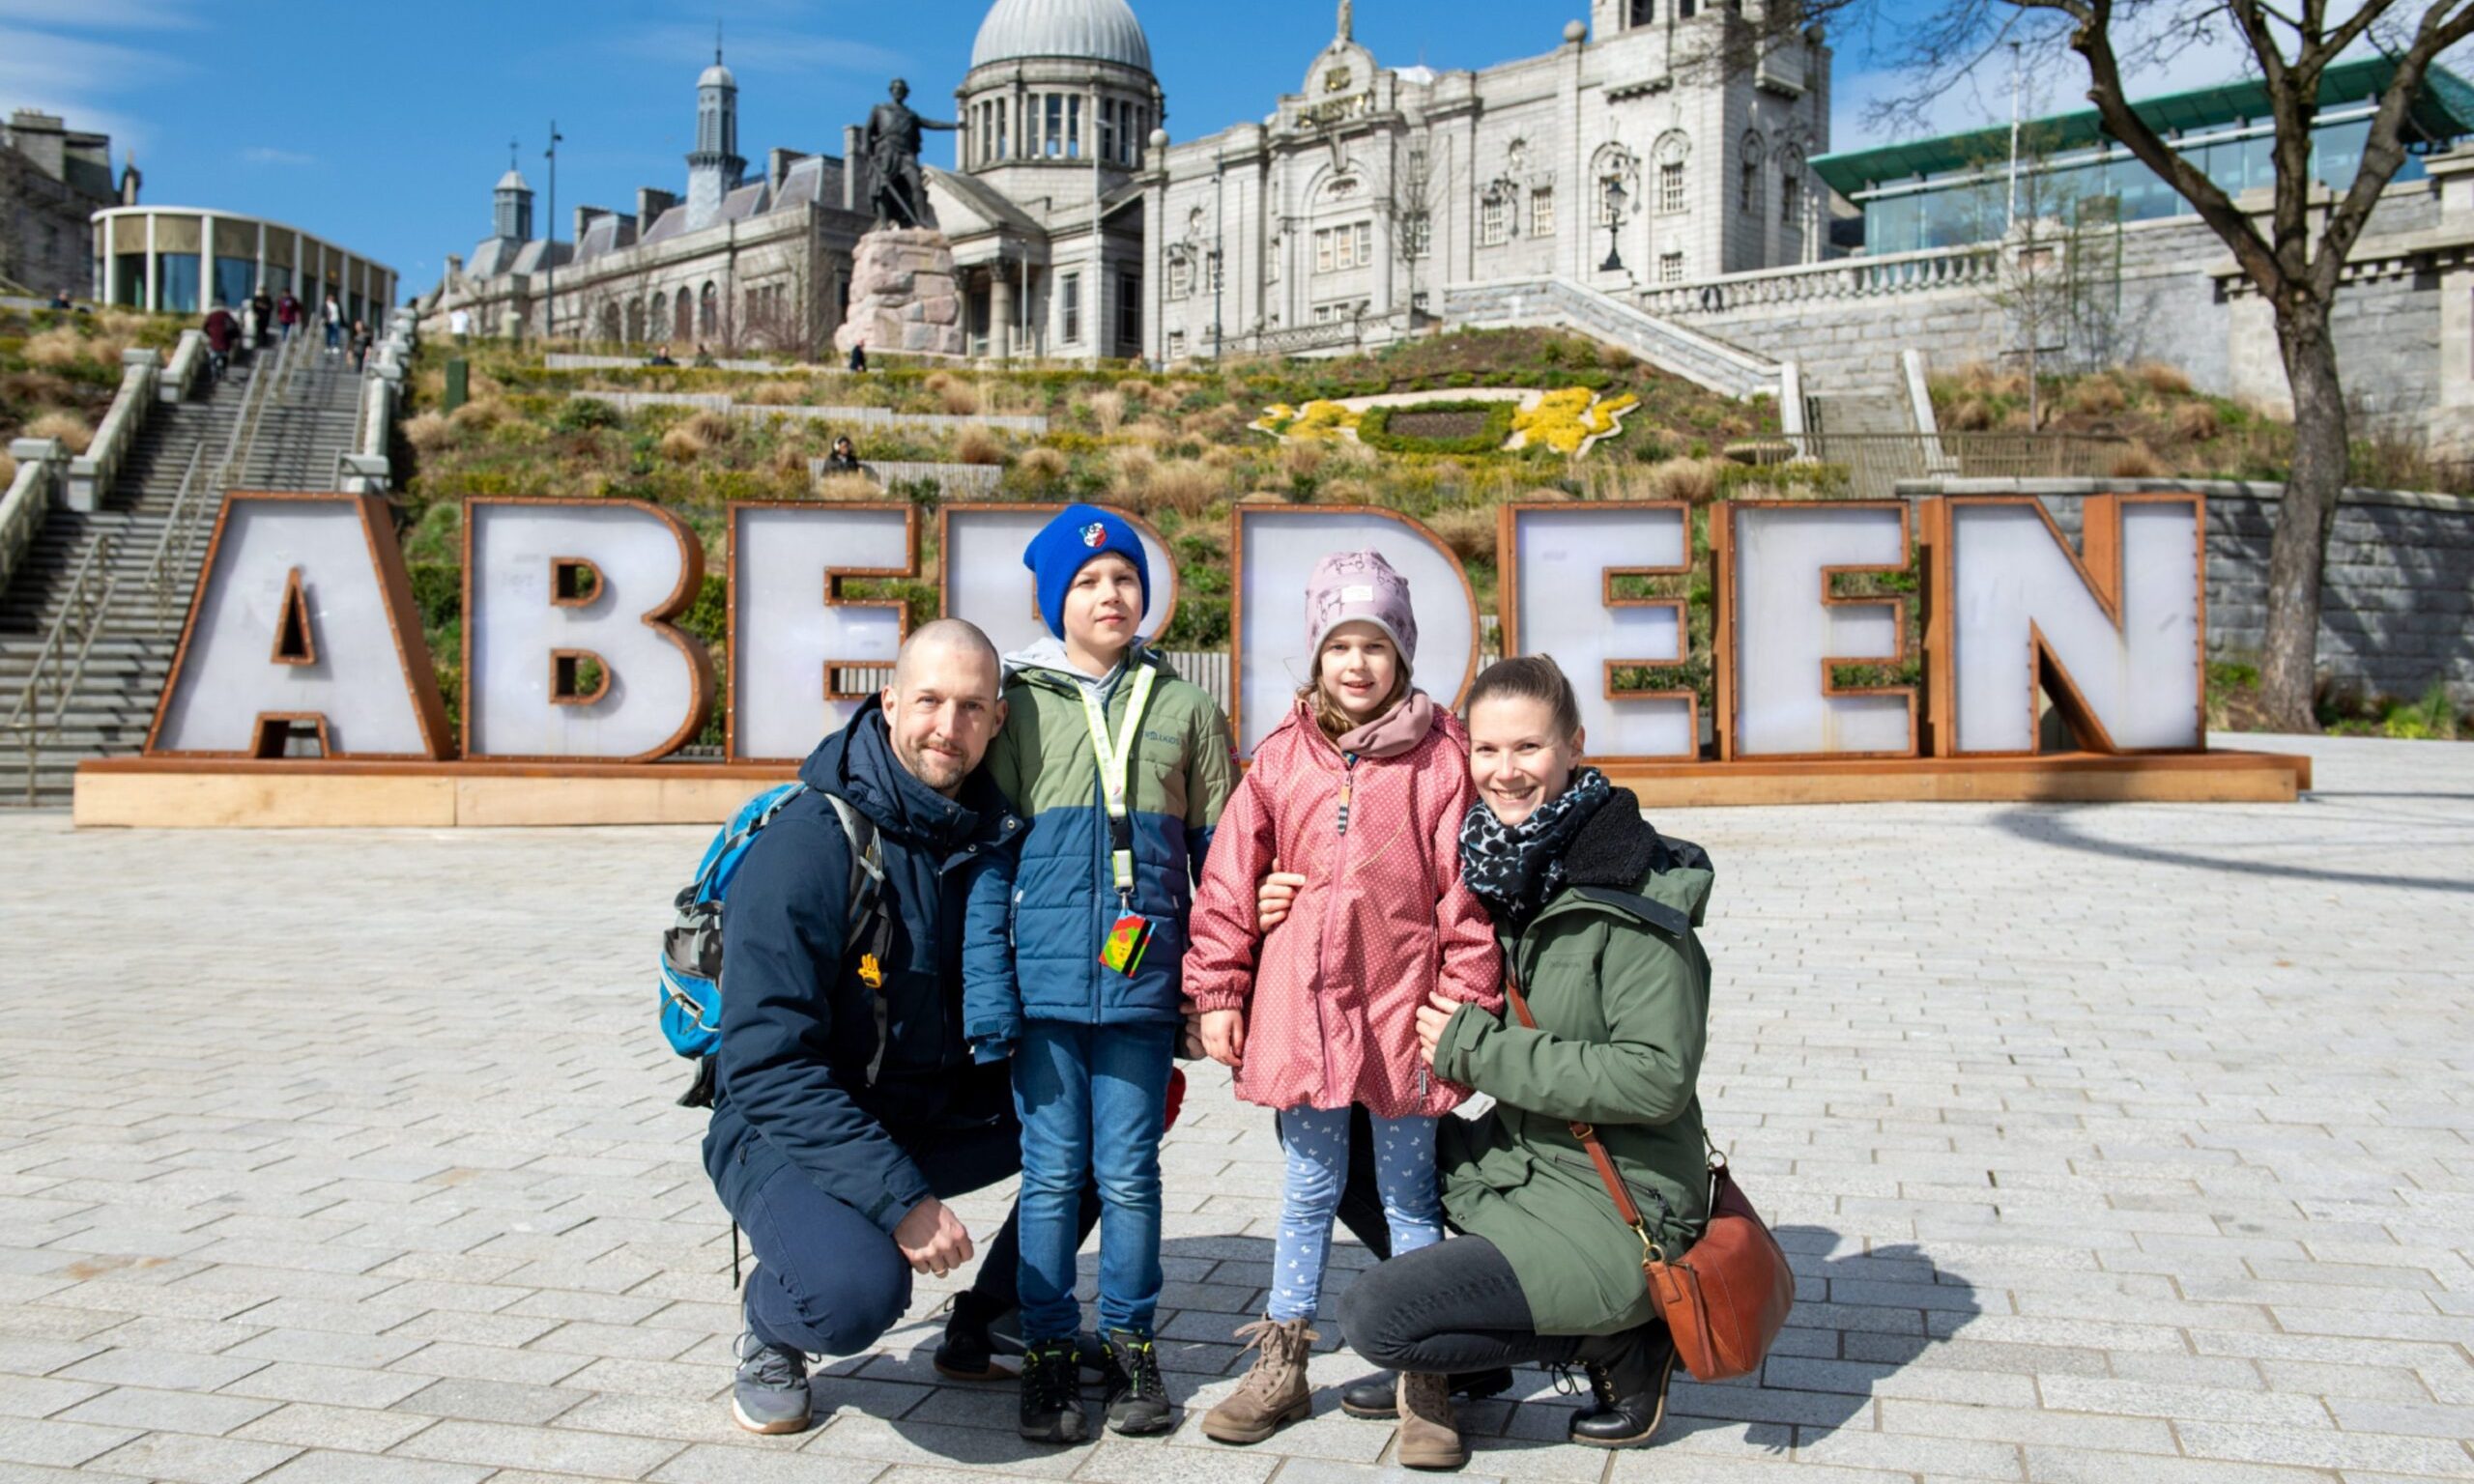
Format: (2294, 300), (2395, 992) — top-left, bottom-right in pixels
(1338, 1233), (1595, 1373)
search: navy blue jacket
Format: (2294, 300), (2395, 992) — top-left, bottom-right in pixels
(702, 700), (1026, 1235)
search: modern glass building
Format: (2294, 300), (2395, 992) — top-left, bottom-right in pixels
(1812, 57), (2474, 256)
(89, 207), (398, 325)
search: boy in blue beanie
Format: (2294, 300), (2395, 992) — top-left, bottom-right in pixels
(963, 503), (1235, 1442)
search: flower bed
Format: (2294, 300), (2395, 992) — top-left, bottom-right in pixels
(1510, 387), (1640, 456)
(1356, 400), (1520, 456)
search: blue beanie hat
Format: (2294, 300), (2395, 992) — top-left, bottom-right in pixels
(1024, 504), (1151, 640)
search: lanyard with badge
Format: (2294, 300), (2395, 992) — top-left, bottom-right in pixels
(1082, 663), (1160, 977)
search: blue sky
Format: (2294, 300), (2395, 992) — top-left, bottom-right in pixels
(3, 0), (2258, 298)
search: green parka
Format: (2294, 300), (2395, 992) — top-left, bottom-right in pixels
(1429, 789), (1714, 1336)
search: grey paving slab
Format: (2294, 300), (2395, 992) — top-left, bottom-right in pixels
(0, 735), (2470, 1482)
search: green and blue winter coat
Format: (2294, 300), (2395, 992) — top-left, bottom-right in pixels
(963, 640), (1237, 1047)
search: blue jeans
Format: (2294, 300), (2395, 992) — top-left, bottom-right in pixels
(1270, 1105), (1442, 1323)
(1012, 1020), (1176, 1341)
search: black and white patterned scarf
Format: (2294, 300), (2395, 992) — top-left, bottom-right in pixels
(1457, 766), (1613, 929)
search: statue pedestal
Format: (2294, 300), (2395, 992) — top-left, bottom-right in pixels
(836, 227), (965, 358)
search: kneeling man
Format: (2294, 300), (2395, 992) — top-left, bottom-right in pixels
(706, 619), (1056, 1433)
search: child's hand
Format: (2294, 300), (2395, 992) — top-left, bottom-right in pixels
(1414, 992), (1466, 1068)
(1200, 1009), (1246, 1068)
(1256, 859), (1309, 933)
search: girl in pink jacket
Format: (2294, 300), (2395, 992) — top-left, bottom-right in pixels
(1184, 550), (1503, 1444)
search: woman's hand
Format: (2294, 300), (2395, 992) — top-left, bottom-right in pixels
(1256, 860), (1308, 933)
(1413, 992), (1463, 1069)
(1200, 1009), (1247, 1068)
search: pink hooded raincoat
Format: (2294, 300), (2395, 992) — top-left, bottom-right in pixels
(1183, 694), (1504, 1119)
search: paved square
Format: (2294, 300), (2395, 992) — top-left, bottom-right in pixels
(2, 734), (2469, 1483)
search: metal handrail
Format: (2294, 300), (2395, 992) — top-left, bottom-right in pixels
(3, 533), (119, 804)
(144, 444), (209, 631)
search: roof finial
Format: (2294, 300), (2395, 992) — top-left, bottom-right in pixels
(715, 18), (724, 65)
(1338, 0), (1353, 42)
(507, 137), (519, 173)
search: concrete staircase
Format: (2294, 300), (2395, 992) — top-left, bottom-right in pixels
(1437, 276), (1782, 400)
(0, 344), (371, 807)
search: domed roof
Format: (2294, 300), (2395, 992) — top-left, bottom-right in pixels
(700, 60), (736, 89)
(496, 168), (530, 192)
(970, 0), (1152, 71)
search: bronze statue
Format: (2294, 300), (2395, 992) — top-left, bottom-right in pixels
(864, 78), (956, 228)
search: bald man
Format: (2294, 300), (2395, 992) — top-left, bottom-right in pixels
(706, 620), (1089, 1434)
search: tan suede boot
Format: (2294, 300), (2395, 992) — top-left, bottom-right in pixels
(1200, 1317), (1317, 1443)
(1395, 1372), (1466, 1470)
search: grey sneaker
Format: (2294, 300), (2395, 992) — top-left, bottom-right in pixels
(732, 1327), (812, 1435)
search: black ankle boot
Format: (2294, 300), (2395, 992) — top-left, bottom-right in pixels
(1566, 1325), (1677, 1448)
(1338, 1365), (1516, 1418)
(934, 1291), (1013, 1383)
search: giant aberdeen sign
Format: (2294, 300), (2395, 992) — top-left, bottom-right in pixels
(83, 491), (2307, 827)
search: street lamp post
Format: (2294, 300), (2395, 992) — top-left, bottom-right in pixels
(1601, 175), (1628, 273)
(1211, 149), (1225, 359)
(543, 121), (563, 339)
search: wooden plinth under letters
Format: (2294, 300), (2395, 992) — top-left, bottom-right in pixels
(75, 750), (2312, 829)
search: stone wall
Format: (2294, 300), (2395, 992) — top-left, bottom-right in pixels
(0, 146), (98, 298)
(1904, 476), (2474, 707)
(1648, 185), (2447, 420)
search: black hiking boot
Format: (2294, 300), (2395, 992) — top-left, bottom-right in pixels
(934, 1290), (1017, 1383)
(1099, 1328), (1174, 1436)
(1567, 1325), (1677, 1448)
(1338, 1365), (1515, 1418)
(1017, 1338), (1089, 1444)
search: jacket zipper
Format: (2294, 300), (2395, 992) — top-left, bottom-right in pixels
(1310, 752), (1360, 1106)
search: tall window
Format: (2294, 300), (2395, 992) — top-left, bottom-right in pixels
(1780, 171), (1801, 225)
(1740, 159), (1761, 212)
(1400, 216), (1430, 259)
(995, 100), (1009, 159)
(1480, 194), (1510, 245)
(1530, 186), (1555, 237)
(1658, 161), (1686, 214)
(1045, 95), (1066, 157)
(1168, 254), (1193, 300)
(699, 281), (718, 336)
(1061, 271), (1081, 343)
(1118, 271), (1141, 347)
(675, 290), (693, 340)
(1658, 251), (1684, 283)
(1313, 222), (1371, 271)
(1629, 0), (1654, 20)
(1067, 96), (1083, 158)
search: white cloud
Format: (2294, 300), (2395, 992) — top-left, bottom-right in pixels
(240, 146), (317, 167)
(0, 21), (183, 155)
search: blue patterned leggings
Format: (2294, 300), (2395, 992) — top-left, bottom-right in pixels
(1268, 1104), (1442, 1323)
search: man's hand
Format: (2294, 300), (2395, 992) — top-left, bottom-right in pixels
(893, 1196), (973, 1278)
(1256, 861), (1308, 934)
(1413, 992), (1464, 1070)
(1200, 1009), (1246, 1068)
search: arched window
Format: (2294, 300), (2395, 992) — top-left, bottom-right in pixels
(650, 291), (668, 340)
(675, 289), (694, 341)
(699, 281), (719, 336)
(1740, 131), (1766, 213)
(626, 298), (646, 343)
(598, 301), (620, 343)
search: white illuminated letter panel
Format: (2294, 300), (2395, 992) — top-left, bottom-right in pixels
(1729, 503), (1913, 757)
(942, 506), (1175, 658)
(1947, 497), (2203, 754)
(732, 504), (914, 762)
(465, 501), (708, 759)
(1507, 506), (1693, 759)
(152, 496), (441, 756)
(1233, 509), (1478, 757)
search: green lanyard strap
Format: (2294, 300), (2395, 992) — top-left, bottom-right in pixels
(1079, 663), (1159, 899)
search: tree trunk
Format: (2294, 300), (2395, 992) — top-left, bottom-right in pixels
(2259, 302), (2346, 731)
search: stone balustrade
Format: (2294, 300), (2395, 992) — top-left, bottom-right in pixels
(1442, 277), (1780, 400)
(1638, 243), (2004, 319)
(1, 438), (69, 596)
(576, 388), (1049, 435)
(160, 330), (208, 404)
(65, 349), (161, 513)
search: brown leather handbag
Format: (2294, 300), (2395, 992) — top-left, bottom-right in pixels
(1503, 976), (1795, 1383)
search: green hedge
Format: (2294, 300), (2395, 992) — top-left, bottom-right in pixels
(1355, 400), (1518, 456)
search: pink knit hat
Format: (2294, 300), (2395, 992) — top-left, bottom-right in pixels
(1306, 550), (1418, 670)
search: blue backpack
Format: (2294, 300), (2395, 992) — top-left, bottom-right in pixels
(659, 783), (892, 1108)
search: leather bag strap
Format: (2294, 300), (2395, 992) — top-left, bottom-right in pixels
(1501, 973), (1658, 1256)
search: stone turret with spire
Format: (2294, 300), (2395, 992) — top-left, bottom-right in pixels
(685, 29), (746, 231)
